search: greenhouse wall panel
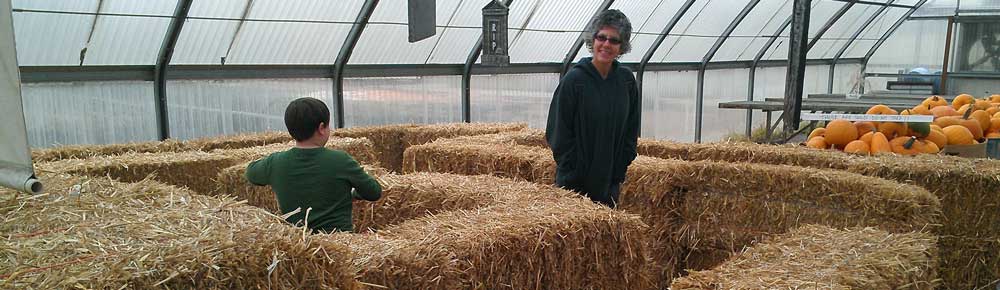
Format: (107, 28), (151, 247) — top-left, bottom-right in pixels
(471, 73), (559, 129)
(21, 81), (158, 148)
(343, 76), (462, 127)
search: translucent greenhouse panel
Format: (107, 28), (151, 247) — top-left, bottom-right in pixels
(646, 0), (711, 62)
(766, 0), (849, 60)
(101, 0), (178, 15)
(714, 0), (795, 61)
(12, 0), (98, 11)
(806, 3), (881, 59)
(186, 0), (246, 18)
(82, 16), (172, 65)
(615, 34), (657, 63)
(641, 71), (697, 141)
(21, 81), (158, 148)
(167, 79), (333, 140)
(867, 19), (948, 73)
(471, 73), (559, 129)
(568, 0), (668, 63)
(701, 69), (752, 141)
(426, 27), (481, 63)
(506, 0), (604, 63)
(833, 63), (865, 93)
(171, 19), (240, 65)
(912, 0), (956, 17)
(351, 0), (463, 64)
(223, 22), (352, 64)
(250, 0), (364, 21)
(343, 76), (462, 127)
(656, 0), (753, 62)
(11, 13), (93, 66)
(844, 8), (910, 58)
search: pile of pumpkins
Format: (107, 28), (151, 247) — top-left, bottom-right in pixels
(806, 94), (1000, 155)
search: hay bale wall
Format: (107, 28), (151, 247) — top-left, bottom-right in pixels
(0, 173), (357, 289)
(637, 139), (1000, 289)
(333, 123), (526, 172)
(403, 138), (940, 284)
(31, 131), (292, 162)
(671, 225), (938, 290)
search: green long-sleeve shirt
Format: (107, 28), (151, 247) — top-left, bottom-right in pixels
(245, 147), (381, 233)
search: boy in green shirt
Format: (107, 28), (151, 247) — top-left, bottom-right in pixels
(245, 97), (382, 233)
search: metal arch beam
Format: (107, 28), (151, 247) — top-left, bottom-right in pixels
(333, 0), (380, 129)
(694, 0), (760, 143)
(637, 0), (696, 94)
(153, 0), (194, 140)
(462, 0), (513, 123)
(806, 0), (857, 51)
(828, 0), (896, 94)
(831, 0), (914, 9)
(860, 0), (929, 93)
(221, 0), (256, 65)
(747, 13), (794, 137)
(559, 0), (615, 78)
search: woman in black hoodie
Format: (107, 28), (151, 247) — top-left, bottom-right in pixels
(545, 9), (639, 208)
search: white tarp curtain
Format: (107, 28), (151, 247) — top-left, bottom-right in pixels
(0, 0), (41, 194)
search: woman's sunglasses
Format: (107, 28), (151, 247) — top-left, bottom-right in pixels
(594, 34), (622, 45)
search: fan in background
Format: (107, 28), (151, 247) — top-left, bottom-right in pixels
(966, 29), (1000, 71)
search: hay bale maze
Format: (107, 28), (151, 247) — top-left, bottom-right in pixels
(403, 135), (941, 287)
(636, 139), (1000, 289)
(0, 173), (358, 289)
(671, 224), (939, 289)
(216, 163), (388, 214)
(31, 131), (291, 162)
(332, 122), (527, 172)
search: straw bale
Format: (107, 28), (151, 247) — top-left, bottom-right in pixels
(183, 130), (292, 151)
(442, 127), (548, 148)
(938, 235), (1000, 290)
(402, 139), (555, 183)
(215, 162), (388, 214)
(212, 137), (378, 165)
(637, 139), (1000, 289)
(334, 123), (527, 172)
(0, 173), (358, 289)
(31, 139), (188, 162)
(682, 247), (737, 273)
(36, 151), (238, 195)
(671, 225), (938, 290)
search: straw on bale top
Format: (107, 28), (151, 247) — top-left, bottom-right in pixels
(441, 127), (548, 148)
(402, 138), (555, 184)
(211, 136), (377, 165)
(36, 151), (237, 195)
(31, 131), (292, 162)
(0, 173), (357, 289)
(670, 224), (938, 290)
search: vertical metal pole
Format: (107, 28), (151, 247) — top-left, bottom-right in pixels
(748, 13), (794, 137)
(560, 0), (615, 78)
(333, 0), (380, 129)
(862, 0), (927, 94)
(940, 16), (953, 94)
(463, 0), (513, 123)
(695, 0), (759, 143)
(153, 0), (193, 140)
(784, 0), (810, 134)
(829, 0), (895, 94)
(636, 0), (696, 138)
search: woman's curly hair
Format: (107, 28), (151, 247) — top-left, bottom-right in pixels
(583, 9), (632, 56)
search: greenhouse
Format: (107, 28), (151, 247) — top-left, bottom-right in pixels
(2, 0), (999, 289)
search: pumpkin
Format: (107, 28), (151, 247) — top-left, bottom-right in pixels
(844, 140), (870, 155)
(933, 116), (963, 129)
(956, 104), (974, 116)
(952, 93), (975, 109)
(987, 132), (1000, 139)
(890, 136), (923, 155)
(807, 127), (826, 140)
(971, 110), (992, 131)
(860, 131), (874, 144)
(806, 136), (827, 149)
(975, 99), (992, 110)
(994, 111), (1000, 119)
(905, 122), (931, 138)
(987, 106), (999, 116)
(877, 122), (907, 139)
(930, 106), (959, 118)
(870, 132), (892, 154)
(854, 121), (876, 136)
(991, 117), (1000, 132)
(911, 104), (933, 115)
(990, 94), (1000, 103)
(824, 119), (858, 146)
(866, 104), (897, 115)
(925, 129), (948, 149)
(922, 95), (949, 108)
(921, 140), (940, 154)
(959, 118), (984, 140)
(943, 125), (976, 145)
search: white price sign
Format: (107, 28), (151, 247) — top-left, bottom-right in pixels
(800, 113), (933, 123)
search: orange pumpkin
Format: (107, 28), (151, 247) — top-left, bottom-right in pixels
(971, 110), (992, 131)
(990, 117), (1000, 132)
(921, 140), (940, 154)
(931, 106), (959, 118)
(806, 136), (828, 149)
(933, 116), (963, 129)
(930, 124), (943, 132)
(953, 94), (975, 109)
(975, 99), (992, 110)
(993, 111), (1000, 119)
(844, 140), (870, 155)
(866, 104), (898, 115)
(943, 125), (976, 145)
(922, 95), (949, 108)
(987, 106), (1000, 116)
(860, 131), (874, 144)
(925, 129), (948, 149)
(990, 94), (1000, 103)
(854, 121), (876, 136)
(958, 117), (985, 140)
(877, 122), (907, 138)
(987, 132), (1000, 139)
(957, 104), (974, 116)
(807, 128), (826, 140)
(889, 136), (923, 155)
(870, 132), (892, 154)
(911, 104), (933, 115)
(824, 119), (858, 146)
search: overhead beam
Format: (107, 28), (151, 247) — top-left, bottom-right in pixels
(559, 0), (615, 77)
(153, 0), (193, 140)
(463, 0), (514, 123)
(829, 0), (896, 94)
(830, 0), (914, 9)
(694, 0), (759, 143)
(637, 0), (696, 94)
(333, 0), (379, 129)
(806, 0), (856, 51)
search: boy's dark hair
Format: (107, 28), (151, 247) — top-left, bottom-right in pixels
(284, 97), (330, 142)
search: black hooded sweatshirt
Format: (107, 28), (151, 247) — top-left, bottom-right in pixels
(545, 57), (640, 206)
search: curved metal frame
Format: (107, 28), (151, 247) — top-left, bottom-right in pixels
(333, 0), (380, 129)
(636, 0), (696, 94)
(153, 0), (193, 140)
(559, 0), (616, 77)
(747, 14), (793, 137)
(860, 0), (930, 93)
(462, 0), (514, 123)
(694, 0), (760, 143)
(828, 0), (897, 94)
